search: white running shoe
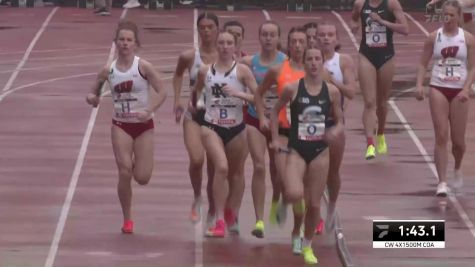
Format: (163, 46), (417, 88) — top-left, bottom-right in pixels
(452, 169), (464, 191)
(436, 182), (448, 197)
(123, 0), (140, 9)
(292, 236), (303, 255)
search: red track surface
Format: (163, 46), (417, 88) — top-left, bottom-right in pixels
(0, 6), (474, 267)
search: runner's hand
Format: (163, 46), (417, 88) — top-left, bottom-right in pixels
(350, 20), (359, 34)
(415, 86), (425, 101)
(222, 85), (241, 98)
(86, 93), (99, 107)
(369, 12), (383, 23)
(137, 109), (151, 122)
(259, 118), (271, 133)
(457, 89), (470, 102)
(174, 101), (185, 123)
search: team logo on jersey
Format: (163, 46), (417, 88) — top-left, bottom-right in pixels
(211, 83), (227, 98)
(114, 80), (133, 93)
(441, 46), (459, 59)
(299, 97), (310, 104)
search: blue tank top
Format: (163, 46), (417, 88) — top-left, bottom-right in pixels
(248, 51), (286, 118)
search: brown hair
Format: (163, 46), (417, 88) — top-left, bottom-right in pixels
(217, 30), (237, 44)
(442, 0), (462, 17)
(286, 26), (307, 56)
(114, 20), (141, 47)
(317, 21), (341, 52)
(197, 12), (219, 28)
(224, 20), (245, 38)
(259, 20), (281, 37)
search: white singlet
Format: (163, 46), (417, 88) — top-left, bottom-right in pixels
(430, 27), (468, 89)
(324, 52), (344, 84)
(109, 56), (150, 123)
(204, 62), (246, 128)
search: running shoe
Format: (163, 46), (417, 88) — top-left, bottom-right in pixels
(376, 134), (387, 154)
(251, 220), (265, 238)
(99, 10), (110, 16)
(365, 144), (376, 160)
(292, 236), (303, 255)
(123, 0), (140, 8)
(205, 213), (216, 229)
(121, 220), (134, 234)
(314, 219), (324, 235)
(302, 246), (318, 264)
(190, 197), (202, 223)
(452, 169), (464, 191)
(93, 7), (107, 14)
(224, 208), (239, 235)
(436, 182), (448, 197)
(269, 201), (279, 225)
(205, 219), (225, 237)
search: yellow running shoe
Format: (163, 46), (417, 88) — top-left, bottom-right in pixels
(269, 201), (279, 225)
(365, 145), (376, 160)
(302, 246), (318, 264)
(251, 220), (265, 238)
(376, 134), (387, 154)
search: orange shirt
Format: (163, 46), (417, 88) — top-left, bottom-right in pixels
(276, 60), (304, 129)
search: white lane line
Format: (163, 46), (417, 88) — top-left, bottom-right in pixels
(43, 9), (128, 267)
(0, 73), (95, 102)
(405, 13), (430, 36)
(2, 7), (59, 92)
(192, 9), (204, 267)
(333, 10), (475, 240)
(0, 74), (171, 103)
(262, 9), (270, 21)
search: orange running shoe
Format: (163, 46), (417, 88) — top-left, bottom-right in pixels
(121, 220), (134, 234)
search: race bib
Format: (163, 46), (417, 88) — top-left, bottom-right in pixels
(263, 87), (278, 118)
(365, 24), (387, 48)
(297, 113), (325, 141)
(113, 93), (138, 118)
(437, 58), (463, 82)
(210, 97), (241, 126)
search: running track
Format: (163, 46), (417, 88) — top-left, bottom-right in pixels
(0, 6), (474, 267)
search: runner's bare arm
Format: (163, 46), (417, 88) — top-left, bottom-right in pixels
(372, 0), (409, 36)
(351, 0), (364, 33)
(173, 49), (193, 110)
(224, 64), (258, 103)
(415, 31), (436, 100)
(335, 54), (356, 99)
(140, 59), (167, 113)
(255, 65), (279, 123)
(192, 65), (208, 108)
(86, 64), (109, 107)
(460, 31), (475, 99)
(270, 81), (296, 150)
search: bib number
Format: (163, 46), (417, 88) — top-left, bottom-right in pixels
(437, 58), (463, 82)
(365, 24), (387, 48)
(264, 91), (278, 118)
(298, 122), (325, 141)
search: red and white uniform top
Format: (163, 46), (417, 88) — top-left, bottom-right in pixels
(430, 27), (468, 89)
(109, 56), (151, 123)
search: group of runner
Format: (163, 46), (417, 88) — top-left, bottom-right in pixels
(85, 0), (474, 264)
